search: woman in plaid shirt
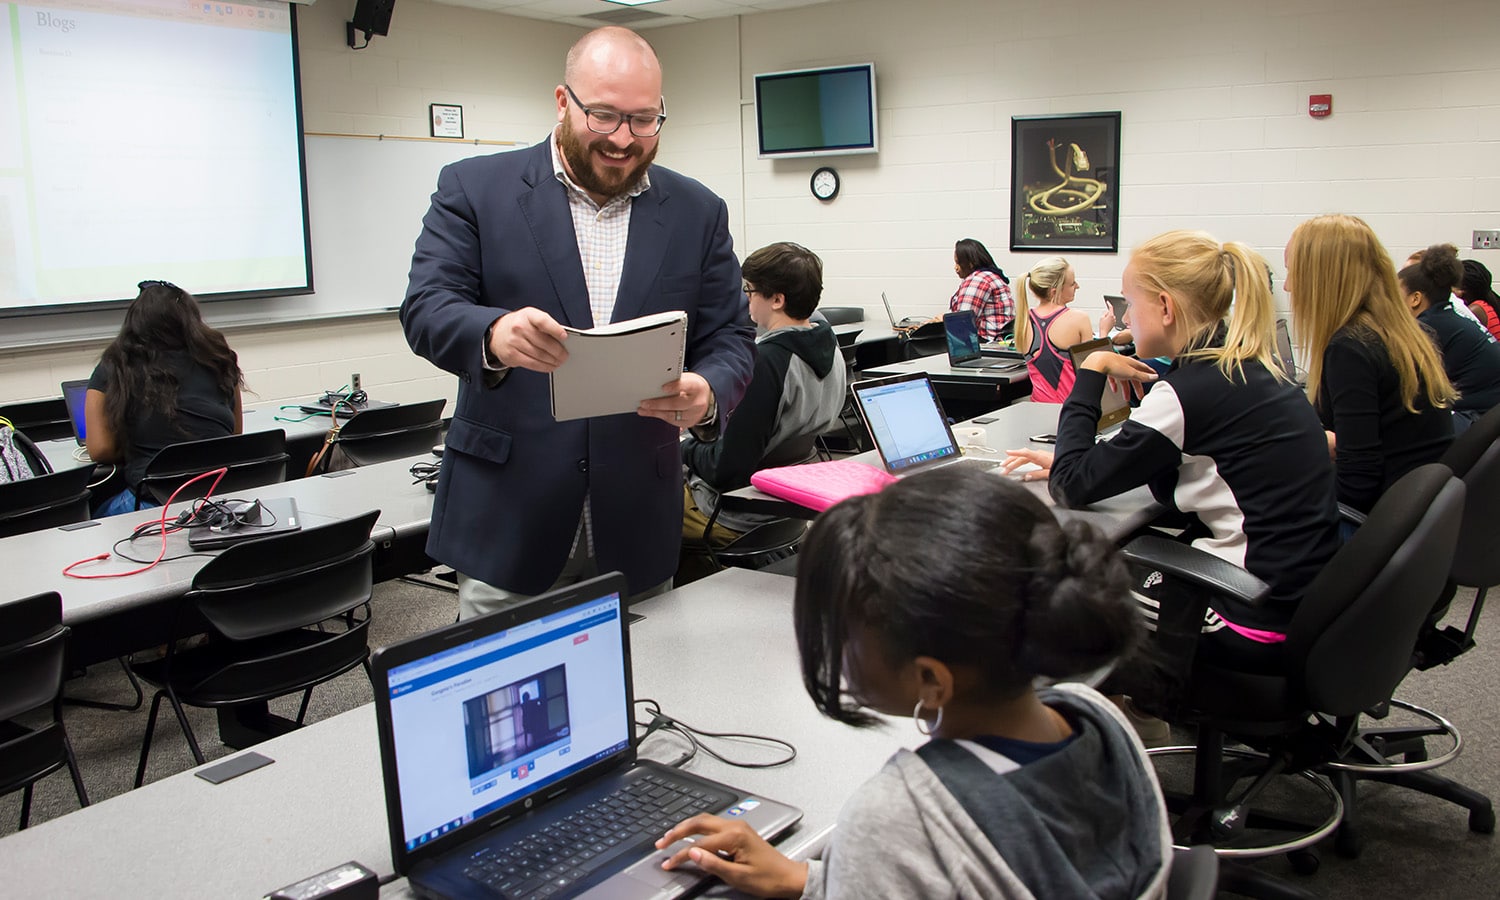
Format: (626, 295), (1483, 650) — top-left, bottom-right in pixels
(950, 238), (1015, 342)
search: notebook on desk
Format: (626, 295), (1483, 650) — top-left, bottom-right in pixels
(851, 373), (1005, 477)
(371, 571), (802, 900)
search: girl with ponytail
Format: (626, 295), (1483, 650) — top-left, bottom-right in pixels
(1003, 230), (1340, 662)
(1013, 256), (1094, 402)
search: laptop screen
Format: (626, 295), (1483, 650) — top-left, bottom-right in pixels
(852, 374), (962, 473)
(1275, 318), (1296, 380)
(943, 310), (982, 365)
(61, 379), (89, 444)
(382, 589), (630, 854)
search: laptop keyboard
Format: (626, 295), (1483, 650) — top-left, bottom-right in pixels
(462, 772), (733, 898)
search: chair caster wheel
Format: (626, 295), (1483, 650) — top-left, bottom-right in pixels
(1334, 826), (1362, 859)
(1288, 848), (1320, 876)
(1470, 805), (1495, 834)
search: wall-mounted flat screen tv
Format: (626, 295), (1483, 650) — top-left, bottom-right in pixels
(754, 63), (878, 159)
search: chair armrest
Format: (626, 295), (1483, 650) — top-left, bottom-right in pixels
(1121, 535), (1272, 608)
(1337, 502), (1367, 528)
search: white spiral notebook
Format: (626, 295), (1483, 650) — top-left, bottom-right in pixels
(549, 311), (687, 421)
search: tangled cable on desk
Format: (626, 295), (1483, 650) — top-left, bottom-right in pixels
(634, 698), (797, 770)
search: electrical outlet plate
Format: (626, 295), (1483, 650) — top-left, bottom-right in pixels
(1475, 230), (1500, 250)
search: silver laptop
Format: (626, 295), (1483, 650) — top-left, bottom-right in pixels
(371, 572), (802, 900)
(880, 291), (926, 329)
(1274, 318), (1299, 383)
(851, 373), (1002, 476)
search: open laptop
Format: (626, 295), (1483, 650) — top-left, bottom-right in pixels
(880, 291), (927, 330)
(371, 572), (802, 900)
(1274, 318), (1300, 383)
(851, 372), (1003, 476)
(1067, 338), (1131, 434)
(942, 311), (1024, 370)
(186, 496), (302, 550)
(61, 379), (90, 445)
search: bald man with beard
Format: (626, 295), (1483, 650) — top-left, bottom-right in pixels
(401, 27), (755, 618)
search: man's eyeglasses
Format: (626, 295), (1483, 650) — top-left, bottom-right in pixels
(138, 279), (180, 292)
(564, 84), (666, 138)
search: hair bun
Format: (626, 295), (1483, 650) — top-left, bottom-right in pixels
(1018, 518), (1141, 678)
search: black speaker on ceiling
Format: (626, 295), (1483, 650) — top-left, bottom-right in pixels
(347, 0), (394, 48)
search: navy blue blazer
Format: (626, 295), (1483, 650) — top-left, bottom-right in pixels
(401, 139), (756, 594)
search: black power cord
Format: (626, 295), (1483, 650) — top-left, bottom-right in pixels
(633, 698), (797, 770)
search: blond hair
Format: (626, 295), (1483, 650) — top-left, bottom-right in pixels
(1013, 256), (1071, 353)
(1288, 214), (1456, 412)
(1129, 230), (1280, 382)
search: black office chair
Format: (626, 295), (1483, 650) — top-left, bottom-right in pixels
(1318, 406), (1500, 856)
(818, 306), (865, 326)
(327, 399), (446, 468)
(0, 397), (72, 443)
(1121, 464), (1464, 900)
(137, 430), (289, 506)
(901, 319), (946, 359)
(0, 466), (92, 538)
(0, 592), (90, 830)
(683, 436), (817, 575)
(132, 510), (380, 786)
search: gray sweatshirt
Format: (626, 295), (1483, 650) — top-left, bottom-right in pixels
(801, 683), (1171, 899)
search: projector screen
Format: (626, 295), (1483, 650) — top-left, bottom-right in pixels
(0, 0), (311, 316)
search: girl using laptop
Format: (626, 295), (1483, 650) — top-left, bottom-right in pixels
(85, 281), (244, 516)
(656, 468), (1171, 898)
(1000, 230), (1340, 675)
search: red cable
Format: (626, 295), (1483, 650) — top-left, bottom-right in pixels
(63, 467), (229, 579)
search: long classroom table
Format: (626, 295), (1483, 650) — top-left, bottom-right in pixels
(6, 454), (436, 665)
(728, 400), (1164, 541)
(0, 568), (914, 899)
(860, 352), (1033, 417)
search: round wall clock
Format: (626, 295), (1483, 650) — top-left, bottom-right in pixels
(810, 166), (840, 202)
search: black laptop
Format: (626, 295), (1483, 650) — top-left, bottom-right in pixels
(61, 379), (90, 445)
(942, 311), (1024, 369)
(371, 572), (803, 900)
(186, 497), (303, 550)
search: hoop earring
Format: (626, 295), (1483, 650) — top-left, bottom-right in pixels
(913, 700), (943, 736)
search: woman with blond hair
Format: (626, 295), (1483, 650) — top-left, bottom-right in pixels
(1287, 214), (1455, 514)
(1003, 230), (1339, 668)
(1014, 256), (1093, 403)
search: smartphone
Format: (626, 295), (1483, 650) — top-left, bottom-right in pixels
(1029, 433), (1057, 444)
(195, 751), (274, 784)
(972, 416), (999, 425)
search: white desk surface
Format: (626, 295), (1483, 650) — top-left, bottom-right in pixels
(3, 459), (432, 626)
(729, 401), (1163, 541)
(861, 352), (1030, 384)
(0, 568), (914, 899)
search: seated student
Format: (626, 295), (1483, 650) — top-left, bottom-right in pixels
(1013, 256), (1093, 403)
(657, 468), (1171, 899)
(1287, 214), (1455, 514)
(681, 243), (846, 545)
(949, 238), (1015, 342)
(1401, 244), (1500, 434)
(86, 281), (244, 516)
(1406, 248), (1492, 338)
(1001, 230), (1340, 670)
(1456, 259), (1500, 343)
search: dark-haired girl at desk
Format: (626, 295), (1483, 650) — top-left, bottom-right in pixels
(85, 280), (244, 516)
(656, 468), (1171, 898)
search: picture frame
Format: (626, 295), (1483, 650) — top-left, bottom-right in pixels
(429, 103), (464, 140)
(1010, 112), (1121, 253)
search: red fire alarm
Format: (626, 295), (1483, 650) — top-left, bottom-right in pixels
(1309, 94), (1332, 118)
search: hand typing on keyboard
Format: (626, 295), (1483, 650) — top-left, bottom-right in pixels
(656, 815), (808, 898)
(1000, 449), (1052, 482)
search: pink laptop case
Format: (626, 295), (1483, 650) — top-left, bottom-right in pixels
(750, 459), (896, 512)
